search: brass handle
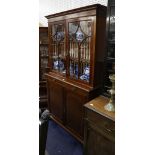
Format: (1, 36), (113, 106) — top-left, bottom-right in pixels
(105, 127), (112, 132)
(104, 124), (115, 133)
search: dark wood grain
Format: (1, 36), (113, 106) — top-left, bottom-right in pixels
(65, 88), (87, 137)
(48, 79), (64, 124)
(45, 4), (106, 19)
(46, 72), (101, 140)
(84, 96), (115, 155)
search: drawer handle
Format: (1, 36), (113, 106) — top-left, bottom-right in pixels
(105, 127), (112, 132)
(105, 126), (115, 133)
(52, 79), (56, 82)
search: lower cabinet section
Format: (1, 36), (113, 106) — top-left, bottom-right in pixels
(66, 89), (87, 137)
(46, 73), (101, 141)
(48, 80), (64, 124)
(84, 96), (115, 155)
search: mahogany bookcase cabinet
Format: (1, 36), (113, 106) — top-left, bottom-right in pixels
(45, 4), (107, 142)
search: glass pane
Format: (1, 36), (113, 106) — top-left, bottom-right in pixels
(79, 38), (90, 82)
(68, 20), (91, 82)
(51, 24), (66, 75)
(80, 21), (92, 36)
(69, 22), (78, 37)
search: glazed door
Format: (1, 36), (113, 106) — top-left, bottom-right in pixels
(49, 21), (66, 75)
(67, 18), (93, 84)
(48, 79), (64, 123)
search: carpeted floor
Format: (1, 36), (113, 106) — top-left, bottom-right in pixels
(46, 120), (83, 155)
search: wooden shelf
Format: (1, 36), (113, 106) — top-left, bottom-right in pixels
(108, 40), (115, 44)
(40, 55), (49, 58)
(39, 95), (47, 99)
(39, 27), (49, 109)
(39, 80), (46, 84)
(84, 95), (115, 155)
(40, 43), (48, 45)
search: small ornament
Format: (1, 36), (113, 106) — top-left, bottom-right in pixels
(76, 29), (84, 42)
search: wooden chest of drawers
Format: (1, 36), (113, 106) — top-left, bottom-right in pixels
(84, 96), (115, 155)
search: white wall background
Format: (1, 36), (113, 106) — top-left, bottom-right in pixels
(39, 0), (108, 27)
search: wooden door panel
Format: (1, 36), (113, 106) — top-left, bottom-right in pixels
(49, 81), (64, 123)
(66, 89), (87, 137)
(85, 124), (115, 155)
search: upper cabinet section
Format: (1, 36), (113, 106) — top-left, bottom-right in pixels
(46, 4), (107, 88)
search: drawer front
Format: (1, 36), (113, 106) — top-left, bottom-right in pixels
(85, 108), (115, 140)
(48, 76), (88, 96)
(84, 122), (115, 155)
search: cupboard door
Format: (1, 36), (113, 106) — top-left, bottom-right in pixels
(65, 88), (87, 137)
(48, 80), (64, 123)
(49, 22), (66, 75)
(67, 19), (93, 83)
(85, 123), (115, 155)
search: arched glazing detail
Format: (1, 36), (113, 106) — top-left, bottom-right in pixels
(51, 24), (66, 74)
(68, 20), (92, 82)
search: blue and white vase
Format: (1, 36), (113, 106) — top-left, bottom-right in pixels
(80, 66), (90, 82)
(59, 60), (64, 71)
(53, 60), (64, 71)
(56, 32), (64, 41)
(76, 31), (84, 42)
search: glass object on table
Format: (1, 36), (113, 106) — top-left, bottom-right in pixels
(104, 74), (115, 111)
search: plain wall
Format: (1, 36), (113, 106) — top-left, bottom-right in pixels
(39, 0), (108, 27)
